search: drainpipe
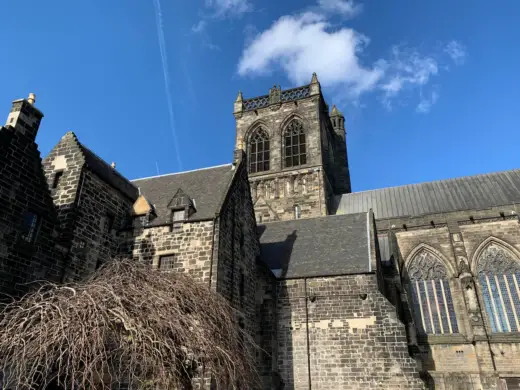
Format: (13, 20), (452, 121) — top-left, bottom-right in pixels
(317, 168), (323, 216)
(304, 278), (312, 389)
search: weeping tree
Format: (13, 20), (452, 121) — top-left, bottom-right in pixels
(0, 259), (259, 390)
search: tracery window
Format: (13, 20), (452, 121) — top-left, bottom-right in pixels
(283, 120), (306, 168)
(407, 249), (459, 335)
(248, 128), (270, 173)
(477, 243), (520, 333)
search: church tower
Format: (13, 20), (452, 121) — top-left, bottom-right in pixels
(233, 74), (351, 223)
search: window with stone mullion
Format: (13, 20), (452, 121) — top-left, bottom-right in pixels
(477, 243), (520, 333)
(406, 250), (459, 335)
(248, 128), (270, 174)
(284, 120), (306, 168)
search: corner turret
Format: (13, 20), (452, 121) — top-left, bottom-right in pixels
(330, 105), (345, 134)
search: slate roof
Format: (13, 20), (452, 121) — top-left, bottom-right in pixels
(258, 213), (371, 279)
(334, 169), (520, 220)
(132, 164), (234, 225)
(79, 145), (139, 200)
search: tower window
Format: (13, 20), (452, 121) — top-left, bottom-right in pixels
(283, 120), (306, 168)
(21, 211), (39, 243)
(52, 171), (64, 189)
(248, 128), (270, 173)
(294, 205), (301, 219)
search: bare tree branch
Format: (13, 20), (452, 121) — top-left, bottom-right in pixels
(0, 259), (259, 390)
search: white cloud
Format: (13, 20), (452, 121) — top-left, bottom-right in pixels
(381, 46), (438, 95)
(318, 0), (362, 18)
(205, 0), (252, 17)
(444, 40), (467, 65)
(417, 91), (439, 113)
(237, 12), (383, 97)
(191, 20), (206, 33)
(237, 1), (466, 113)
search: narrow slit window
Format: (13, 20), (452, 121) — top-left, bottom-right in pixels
(52, 171), (64, 189)
(21, 211), (39, 243)
(294, 205), (301, 219)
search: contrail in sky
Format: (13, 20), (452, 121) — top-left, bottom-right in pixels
(153, 0), (183, 171)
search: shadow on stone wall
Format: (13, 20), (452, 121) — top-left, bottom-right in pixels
(257, 228), (298, 389)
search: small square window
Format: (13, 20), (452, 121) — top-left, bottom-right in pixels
(172, 210), (185, 222)
(21, 211), (39, 243)
(159, 254), (176, 271)
(52, 171), (64, 189)
(134, 215), (148, 228)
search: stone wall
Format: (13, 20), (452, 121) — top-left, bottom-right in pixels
(120, 220), (215, 283)
(276, 274), (424, 389)
(64, 168), (134, 279)
(250, 168), (328, 222)
(42, 132), (135, 282)
(255, 262), (278, 388)
(0, 125), (62, 297)
(215, 160), (260, 331)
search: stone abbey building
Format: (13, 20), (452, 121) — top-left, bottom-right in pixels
(2, 74), (520, 389)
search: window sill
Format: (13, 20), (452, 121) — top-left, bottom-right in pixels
(417, 333), (469, 345)
(488, 332), (520, 343)
(248, 164), (322, 179)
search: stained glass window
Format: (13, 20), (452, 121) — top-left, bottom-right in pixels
(248, 128), (270, 173)
(283, 120), (306, 168)
(477, 243), (520, 333)
(407, 249), (458, 335)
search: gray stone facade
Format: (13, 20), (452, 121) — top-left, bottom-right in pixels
(234, 74), (351, 223)
(0, 95), (62, 298)
(42, 132), (138, 282)
(3, 79), (520, 390)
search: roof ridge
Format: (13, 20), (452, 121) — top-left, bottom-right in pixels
(132, 163), (232, 182)
(257, 211), (368, 227)
(79, 144), (136, 188)
(346, 168), (520, 196)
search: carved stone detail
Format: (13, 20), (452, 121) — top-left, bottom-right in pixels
(407, 249), (448, 280)
(477, 243), (520, 275)
(458, 256), (470, 275)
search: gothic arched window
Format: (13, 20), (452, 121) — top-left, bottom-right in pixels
(406, 249), (459, 335)
(477, 242), (520, 333)
(248, 128), (270, 173)
(283, 120), (306, 168)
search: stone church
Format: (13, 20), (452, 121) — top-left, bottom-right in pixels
(1, 73), (520, 389)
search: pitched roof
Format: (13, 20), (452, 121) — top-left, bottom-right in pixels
(132, 164), (234, 225)
(334, 169), (520, 220)
(258, 213), (371, 279)
(79, 145), (139, 200)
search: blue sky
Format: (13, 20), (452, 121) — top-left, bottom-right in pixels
(1, 0), (519, 191)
